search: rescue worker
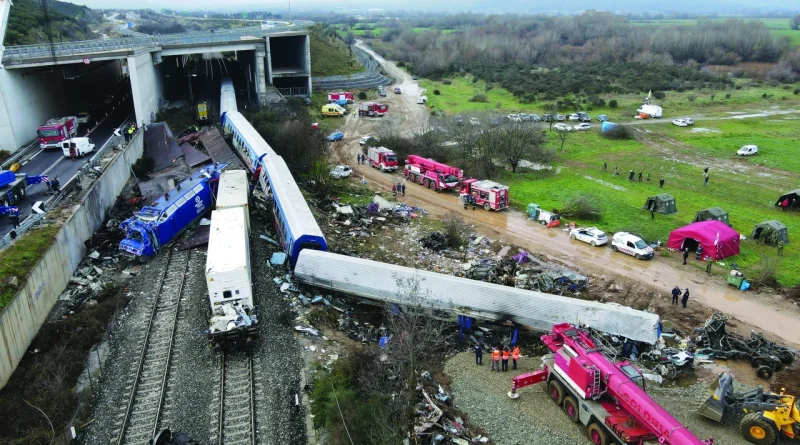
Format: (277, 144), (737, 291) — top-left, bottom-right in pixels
(49, 176), (60, 193)
(512, 345), (521, 370)
(778, 240), (784, 256)
(9, 206), (20, 229)
(463, 194), (469, 210)
(614, 166), (619, 176)
(671, 286), (681, 305)
(659, 178), (665, 188)
(706, 256), (713, 274)
(602, 162), (607, 172)
(470, 194), (476, 210)
(628, 170), (635, 181)
(501, 346), (510, 372)
(490, 346), (501, 372)
(695, 245), (703, 260)
(681, 288), (690, 309)
(391, 183), (397, 199)
(638, 171), (643, 181)
(682, 247), (689, 265)
(401, 183), (405, 196)
(473, 342), (483, 365)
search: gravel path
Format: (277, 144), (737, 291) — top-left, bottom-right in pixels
(445, 351), (748, 445)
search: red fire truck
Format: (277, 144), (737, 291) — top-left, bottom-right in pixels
(37, 116), (78, 149)
(460, 179), (509, 211)
(327, 92), (355, 104)
(358, 102), (388, 117)
(404, 155), (462, 192)
(367, 146), (398, 172)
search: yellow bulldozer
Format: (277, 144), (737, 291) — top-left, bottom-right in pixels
(697, 372), (800, 445)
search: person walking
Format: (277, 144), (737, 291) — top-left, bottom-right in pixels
(682, 247), (689, 265)
(501, 347), (510, 372)
(491, 346), (501, 372)
(391, 183), (397, 198)
(473, 342), (483, 365)
(671, 286), (681, 305)
(659, 178), (665, 188)
(628, 170), (635, 182)
(695, 245), (703, 260)
(706, 256), (713, 274)
(778, 240), (784, 256)
(638, 171), (643, 182)
(614, 167), (619, 176)
(9, 206), (20, 229)
(681, 288), (690, 308)
(602, 162), (607, 172)
(703, 172), (709, 187)
(782, 198), (789, 211)
(650, 207), (655, 220)
(401, 183), (406, 196)
(646, 173), (651, 182)
(464, 194), (469, 210)
(512, 345), (521, 370)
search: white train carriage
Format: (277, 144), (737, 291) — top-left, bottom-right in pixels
(216, 169), (250, 232)
(220, 78), (238, 117)
(206, 207), (258, 347)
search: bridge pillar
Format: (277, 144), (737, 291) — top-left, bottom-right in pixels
(255, 43), (268, 106)
(305, 33), (312, 95)
(0, 0), (12, 68)
(128, 51), (163, 127)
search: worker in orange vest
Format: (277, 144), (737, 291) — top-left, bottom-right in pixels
(490, 346), (501, 372)
(501, 347), (510, 372)
(512, 346), (521, 370)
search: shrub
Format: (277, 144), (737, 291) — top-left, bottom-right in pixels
(652, 91), (666, 99)
(442, 79), (452, 85)
(132, 156), (155, 176)
(561, 195), (603, 221)
(725, 93), (732, 99)
(469, 93), (489, 102)
(433, 89), (440, 95)
(0, 149), (10, 163)
(600, 125), (633, 140)
(687, 94), (697, 102)
(396, 61), (405, 67)
(794, 88), (799, 95)
(608, 99), (618, 108)
(357, 91), (368, 100)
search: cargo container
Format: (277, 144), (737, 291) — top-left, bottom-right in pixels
(216, 169), (250, 232)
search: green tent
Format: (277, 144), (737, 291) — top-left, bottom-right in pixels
(643, 194), (677, 215)
(751, 220), (788, 245)
(693, 207), (730, 226)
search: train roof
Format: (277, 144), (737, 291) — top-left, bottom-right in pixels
(220, 78), (237, 116)
(225, 111), (275, 161)
(264, 154), (325, 238)
(137, 163), (224, 218)
(206, 208), (248, 273)
(217, 170), (248, 209)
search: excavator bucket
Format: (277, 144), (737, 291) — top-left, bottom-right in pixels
(696, 372), (734, 422)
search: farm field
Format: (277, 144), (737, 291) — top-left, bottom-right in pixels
(628, 17), (800, 45)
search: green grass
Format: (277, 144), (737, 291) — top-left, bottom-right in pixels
(771, 29), (800, 46)
(502, 124), (800, 286)
(310, 28), (363, 76)
(419, 75), (527, 113)
(0, 225), (60, 310)
(627, 18), (800, 45)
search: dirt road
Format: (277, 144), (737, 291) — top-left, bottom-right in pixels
(337, 43), (800, 348)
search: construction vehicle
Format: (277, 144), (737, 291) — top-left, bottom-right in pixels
(358, 102), (388, 117)
(196, 101), (208, 121)
(367, 146), (398, 172)
(37, 116), (78, 149)
(509, 323), (714, 445)
(1, 169), (51, 207)
(118, 163), (227, 257)
(460, 179), (509, 211)
(321, 104), (346, 118)
(404, 155), (462, 192)
(697, 372), (799, 445)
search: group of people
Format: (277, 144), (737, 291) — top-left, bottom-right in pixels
(473, 343), (521, 372)
(603, 163), (665, 188)
(356, 153), (368, 165)
(671, 286), (691, 308)
(463, 193), (476, 210)
(682, 246), (714, 274)
(123, 121), (143, 142)
(391, 181), (406, 198)
(779, 197), (797, 212)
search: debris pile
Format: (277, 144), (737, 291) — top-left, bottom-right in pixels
(206, 302), (259, 334)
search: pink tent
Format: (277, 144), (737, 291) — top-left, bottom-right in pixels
(667, 220), (740, 260)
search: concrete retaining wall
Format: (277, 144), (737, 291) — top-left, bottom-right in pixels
(128, 51), (163, 126)
(0, 132), (143, 388)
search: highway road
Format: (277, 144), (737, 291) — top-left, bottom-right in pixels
(1, 92), (134, 238)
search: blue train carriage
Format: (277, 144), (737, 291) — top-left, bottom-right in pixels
(262, 154), (328, 266)
(119, 163), (227, 256)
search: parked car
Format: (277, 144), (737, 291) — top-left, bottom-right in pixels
(416, 96), (427, 104)
(577, 112), (591, 122)
(611, 232), (654, 260)
(596, 115), (609, 122)
(683, 117), (694, 125)
(529, 114), (541, 122)
(569, 227), (608, 246)
(555, 114), (566, 121)
(359, 135), (376, 146)
(574, 123), (591, 131)
(536, 209), (561, 227)
(568, 114), (581, 122)
(519, 113), (530, 121)
(394, 87), (401, 94)
(541, 114), (552, 122)
(737, 144), (758, 156)
(469, 117), (480, 126)
(412, 75), (418, 80)
(330, 165), (353, 179)
(327, 130), (344, 142)
(672, 119), (689, 127)
(76, 112), (91, 125)
(507, 114), (522, 122)
(553, 123), (572, 131)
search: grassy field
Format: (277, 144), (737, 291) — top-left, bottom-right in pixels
(310, 28), (363, 77)
(0, 225), (60, 310)
(419, 75), (526, 113)
(628, 17), (800, 45)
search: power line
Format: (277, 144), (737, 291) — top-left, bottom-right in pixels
(330, 383), (354, 445)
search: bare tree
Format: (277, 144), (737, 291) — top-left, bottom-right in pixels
(792, 15), (800, 31)
(555, 128), (570, 152)
(545, 104), (559, 132)
(496, 122), (548, 172)
(343, 31), (355, 46)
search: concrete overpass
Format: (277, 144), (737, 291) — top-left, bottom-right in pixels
(0, 7), (313, 153)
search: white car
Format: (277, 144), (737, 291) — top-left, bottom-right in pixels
(469, 117), (480, 126)
(611, 232), (654, 260)
(416, 96), (428, 104)
(553, 123), (572, 131)
(574, 123), (591, 131)
(359, 135), (376, 146)
(672, 119), (688, 127)
(570, 227), (608, 246)
(568, 114), (581, 122)
(683, 118), (694, 125)
(329, 165), (353, 179)
(76, 112), (91, 125)
(737, 145), (758, 156)
(507, 114), (522, 122)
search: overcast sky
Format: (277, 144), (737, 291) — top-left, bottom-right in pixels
(68, 0), (800, 14)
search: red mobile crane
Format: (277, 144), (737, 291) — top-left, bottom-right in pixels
(403, 155), (462, 192)
(509, 323), (714, 445)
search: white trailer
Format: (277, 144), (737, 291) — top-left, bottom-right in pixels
(216, 169), (250, 232)
(636, 104), (662, 118)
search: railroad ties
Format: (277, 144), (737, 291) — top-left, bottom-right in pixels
(113, 250), (191, 445)
(212, 349), (257, 445)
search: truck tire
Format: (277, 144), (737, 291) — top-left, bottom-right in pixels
(484, 203), (490, 211)
(779, 350), (795, 365)
(548, 380), (565, 406)
(587, 423), (610, 445)
(563, 396), (579, 423)
(756, 365), (774, 380)
(740, 412), (778, 445)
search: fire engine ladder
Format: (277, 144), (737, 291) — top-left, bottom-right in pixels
(588, 366), (602, 399)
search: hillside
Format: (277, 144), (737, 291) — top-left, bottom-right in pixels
(4, 0), (97, 47)
(309, 24), (363, 77)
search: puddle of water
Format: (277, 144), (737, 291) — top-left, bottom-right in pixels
(723, 293), (741, 302)
(583, 175), (627, 191)
(690, 127), (721, 133)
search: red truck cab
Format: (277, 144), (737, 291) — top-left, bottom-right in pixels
(38, 116), (78, 150)
(327, 92), (355, 104)
(367, 146), (398, 172)
(460, 179), (509, 211)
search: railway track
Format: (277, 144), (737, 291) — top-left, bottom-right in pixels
(113, 250), (191, 445)
(214, 348), (257, 445)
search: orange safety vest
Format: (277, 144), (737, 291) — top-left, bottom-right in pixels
(491, 349), (501, 361)
(502, 349), (510, 360)
(512, 347), (520, 360)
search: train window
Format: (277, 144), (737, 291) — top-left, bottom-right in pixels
(235, 290), (240, 295)
(298, 241), (322, 251)
(175, 196), (187, 207)
(192, 184), (204, 195)
(223, 290), (232, 299)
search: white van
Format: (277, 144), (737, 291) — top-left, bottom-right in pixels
(61, 137), (95, 158)
(611, 232), (654, 260)
(416, 96), (428, 104)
